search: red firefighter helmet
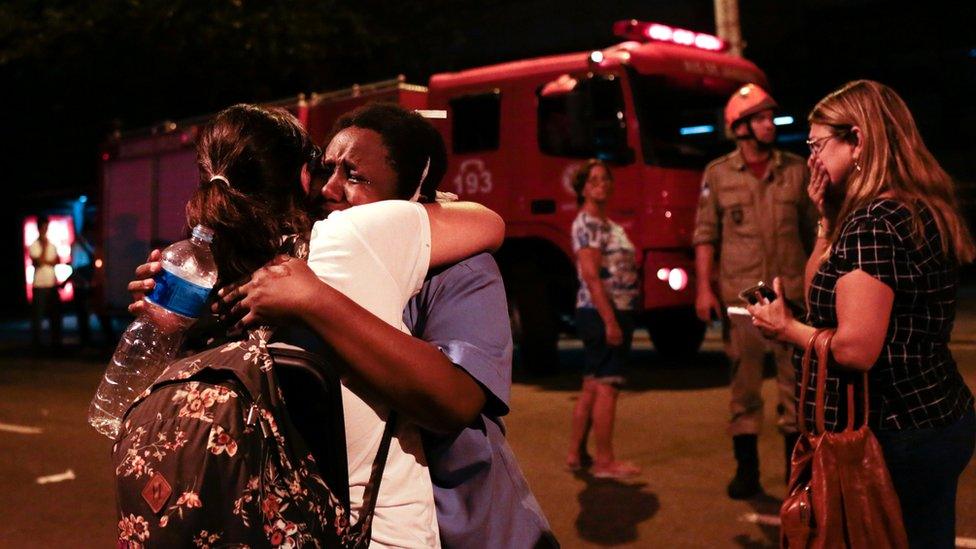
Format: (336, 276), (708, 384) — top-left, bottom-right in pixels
(724, 84), (778, 129)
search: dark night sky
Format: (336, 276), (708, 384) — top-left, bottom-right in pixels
(2, 0), (975, 312)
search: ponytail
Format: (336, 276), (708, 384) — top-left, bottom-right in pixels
(187, 104), (312, 283)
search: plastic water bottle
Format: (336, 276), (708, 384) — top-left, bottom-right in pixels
(88, 225), (218, 439)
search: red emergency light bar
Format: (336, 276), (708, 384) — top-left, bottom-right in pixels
(612, 20), (728, 52)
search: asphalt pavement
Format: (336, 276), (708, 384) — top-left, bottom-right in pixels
(2, 301), (976, 547)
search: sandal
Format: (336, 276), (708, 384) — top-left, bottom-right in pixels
(591, 461), (641, 479)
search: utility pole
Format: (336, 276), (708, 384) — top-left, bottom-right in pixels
(714, 0), (744, 57)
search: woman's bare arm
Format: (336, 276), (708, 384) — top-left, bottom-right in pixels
(750, 272), (893, 372)
(425, 202), (504, 267)
(226, 257), (486, 434)
(830, 270), (893, 370)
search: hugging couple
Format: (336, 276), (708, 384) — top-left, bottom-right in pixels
(115, 102), (557, 548)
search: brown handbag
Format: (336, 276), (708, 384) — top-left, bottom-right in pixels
(779, 329), (908, 548)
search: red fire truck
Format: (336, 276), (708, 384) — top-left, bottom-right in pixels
(100, 20), (768, 370)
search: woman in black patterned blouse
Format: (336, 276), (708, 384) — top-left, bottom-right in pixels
(748, 80), (976, 548)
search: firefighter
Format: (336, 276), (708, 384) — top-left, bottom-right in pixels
(692, 84), (817, 499)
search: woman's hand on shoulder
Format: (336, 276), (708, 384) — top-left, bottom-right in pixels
(215, 256), (322, 327)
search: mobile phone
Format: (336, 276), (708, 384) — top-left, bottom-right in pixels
(739, 281), (777, 305)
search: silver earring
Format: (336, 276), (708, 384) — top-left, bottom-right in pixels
(855, 160), (862, 172)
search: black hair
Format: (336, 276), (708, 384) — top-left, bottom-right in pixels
(187, 104), (313, 283)
(572, 159), (612, 206)
(37, 215), (50, 227)
(331, 103), (447, 201)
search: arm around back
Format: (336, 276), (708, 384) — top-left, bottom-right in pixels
(294, 277), (488, 434)
(426, 201), (504, 267)
(228, 200), (498, 433)
(235, 257), (487, 434)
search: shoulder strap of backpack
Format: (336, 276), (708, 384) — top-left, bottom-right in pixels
(355, 411), (398, 539)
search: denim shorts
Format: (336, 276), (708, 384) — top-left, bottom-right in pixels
(575, 308), (636, 386)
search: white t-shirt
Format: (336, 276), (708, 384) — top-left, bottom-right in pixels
(306, 200), (439, 548)
(29, 239), (59, 288)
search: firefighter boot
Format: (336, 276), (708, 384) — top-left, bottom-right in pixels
(784, 432), (800, 484)
(727, 434), (762, 499)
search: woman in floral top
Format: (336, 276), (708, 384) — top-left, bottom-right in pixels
(565, 159), (642, 480)
(749, 81), (976, 547)
(113, 104), (504, 547)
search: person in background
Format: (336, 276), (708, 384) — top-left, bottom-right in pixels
(749, 80), (976, 548)
(565, 159), (641, 480)
(68, 228), (99, 346)
(693, 84), (816, 499)
(29, 215), (62, 350)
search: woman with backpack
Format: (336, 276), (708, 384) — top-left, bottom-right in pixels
(113, 103), (503, 547)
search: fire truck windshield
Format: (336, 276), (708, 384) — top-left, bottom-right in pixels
(630, 74), (735, 170)
(537, 74), (633, 164)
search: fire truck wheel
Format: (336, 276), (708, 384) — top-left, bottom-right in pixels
(507, 268), (560, 375)
(644, 306), (706, 358)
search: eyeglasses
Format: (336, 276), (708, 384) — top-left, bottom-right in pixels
(805, 134), (837, 155)
(806, 126), (852, 155)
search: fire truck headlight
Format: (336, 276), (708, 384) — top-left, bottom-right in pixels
(657, 268), (670, 281)
(589, 51), (604, 64)
(667, 268), (688, 291)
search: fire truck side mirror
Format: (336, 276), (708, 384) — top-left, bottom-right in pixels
(540, 74), (578, 97)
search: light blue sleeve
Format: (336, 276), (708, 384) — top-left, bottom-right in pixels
(403, 253), (512, 415)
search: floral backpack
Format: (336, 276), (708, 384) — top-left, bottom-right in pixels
(114, 237), (394, 548)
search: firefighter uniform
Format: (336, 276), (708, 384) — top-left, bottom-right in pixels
(693, 148), (817, 436)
